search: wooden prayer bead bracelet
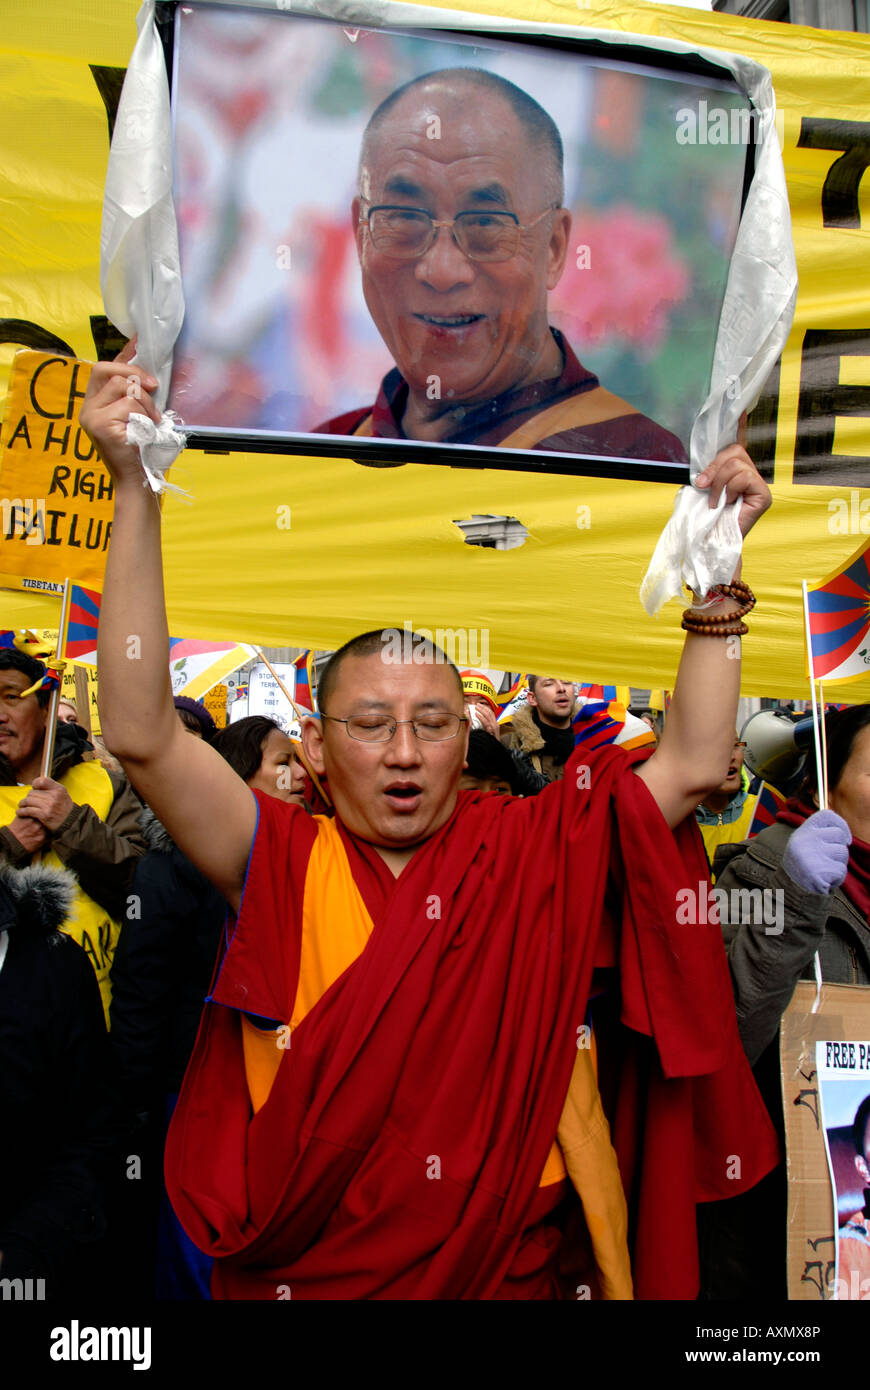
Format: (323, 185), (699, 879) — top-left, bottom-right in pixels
(681, 579), (756, 637)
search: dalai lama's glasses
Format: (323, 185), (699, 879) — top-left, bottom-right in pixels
(321, 714), (467, 743)
(360, 204), (559, 263)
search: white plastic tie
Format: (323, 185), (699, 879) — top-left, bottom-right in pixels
(126, 410), (191, 500)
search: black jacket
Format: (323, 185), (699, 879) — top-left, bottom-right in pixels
(713, 821), (870, 1065)
(0, 875), (117, 1291)
(108, 813), (227, 1112)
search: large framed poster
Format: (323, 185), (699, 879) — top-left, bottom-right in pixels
(153, 0), (764, 481)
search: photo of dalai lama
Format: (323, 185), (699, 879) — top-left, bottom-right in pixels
(314, 67), (688, 462)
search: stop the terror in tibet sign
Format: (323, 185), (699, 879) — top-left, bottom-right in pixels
(0, 351), (114, 587)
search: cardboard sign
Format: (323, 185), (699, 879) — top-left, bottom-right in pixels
(0, 352), (113, 587)
(782, 980), (870, 1299)
(815, 1039), (870, 1300)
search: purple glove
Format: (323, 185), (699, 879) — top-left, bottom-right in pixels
(783, 810), (851, 894)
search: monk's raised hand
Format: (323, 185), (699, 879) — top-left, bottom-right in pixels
(79, 338), (161, 486)
(694, 444), (772, 538)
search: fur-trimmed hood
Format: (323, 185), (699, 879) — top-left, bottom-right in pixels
(507, 703), (546, 756)
(0, 862), (76, 936)
(138, 804), (175, 855)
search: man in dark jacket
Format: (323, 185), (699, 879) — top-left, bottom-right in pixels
(0, 648), (146, 1020)
(0, 863), (117, 1298)
(509, 676), (654, 788)
(109, 809), (226, 1300)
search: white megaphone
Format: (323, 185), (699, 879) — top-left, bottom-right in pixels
(741, 710), (815, 786)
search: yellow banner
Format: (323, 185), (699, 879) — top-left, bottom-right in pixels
(2, 2), (870, 698)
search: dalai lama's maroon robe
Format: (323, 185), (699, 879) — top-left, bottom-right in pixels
(165, 745), (778, 1299)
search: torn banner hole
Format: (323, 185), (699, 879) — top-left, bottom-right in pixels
(452, 515), (528, 550)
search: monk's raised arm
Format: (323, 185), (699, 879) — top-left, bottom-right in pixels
(636, 445), (771, 830)
(80, 345), (256, 912)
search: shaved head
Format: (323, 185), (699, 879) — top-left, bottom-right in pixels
(360, 68), (565, 206)
(318, 629), (463, 712)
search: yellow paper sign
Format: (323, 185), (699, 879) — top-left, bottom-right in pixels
(0, 352), (114, 587)
(203, 684), (228, 730)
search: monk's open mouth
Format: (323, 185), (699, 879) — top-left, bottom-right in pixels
(384, 782), (423, 812)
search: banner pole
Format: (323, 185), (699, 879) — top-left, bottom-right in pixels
(801, 581), (826, 811)
(252, 648), (331, 808)
(801, 581), (826, 1014)
(39, 577), (71, 779)
(818, 680), (829, 806)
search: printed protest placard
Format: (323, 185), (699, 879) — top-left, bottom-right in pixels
(815, 1040), (870, 1301)
(782, 981), (870, 1300)
(247, 662), (300, 737)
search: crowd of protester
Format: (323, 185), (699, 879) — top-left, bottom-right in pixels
(0, 639), (867, 1301)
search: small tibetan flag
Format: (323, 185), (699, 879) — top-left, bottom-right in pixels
(292, 650), (315, 712)
(64, 584), (102, 664)
(806, 538), (870, 684)
(747, 782), (787, 838)
(496, 675), (527, 709)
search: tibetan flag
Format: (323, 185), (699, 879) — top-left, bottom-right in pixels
(169, 639), (256, 699)
(497, 676), (529, 726)
(572, 698), (655, 752)
(577, 682), (632, 708)
(292, 650), (315, 711)
(747, 782), (787, 838)
(64, 584), (102, 664)
(806, 539), (870, 684)
(496, 675), (527, 709)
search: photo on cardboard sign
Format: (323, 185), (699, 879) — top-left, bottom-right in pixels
(815, 1040), (870, 1301)
(160, 1), (754, 479)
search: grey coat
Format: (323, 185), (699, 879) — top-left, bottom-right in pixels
(713, 821), (870, 1066)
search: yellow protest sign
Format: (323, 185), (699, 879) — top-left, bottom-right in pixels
(0, 352), (114, 586)
(62, 661), (101, 736)
(203, 685), (228, 730)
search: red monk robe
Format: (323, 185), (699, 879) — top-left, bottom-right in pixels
(165, 745), (778, 1300)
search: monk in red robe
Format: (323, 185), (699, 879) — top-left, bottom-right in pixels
(82, 344), (778, 1300)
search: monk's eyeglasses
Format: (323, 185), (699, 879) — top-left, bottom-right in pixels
(321, 713), (467, 743)
(360, 203), (559, 263)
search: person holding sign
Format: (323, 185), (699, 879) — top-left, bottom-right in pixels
(839, 1094), (870, 1298)
(83, 342), (775, 1300)
(0, 646), (146, 1022)
(315, 69), (688, 462)
(700, 706), (867, 1300)
(715, 706), (869, 1066)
